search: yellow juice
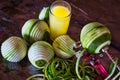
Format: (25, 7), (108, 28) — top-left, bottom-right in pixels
(49, 6), (71, 40)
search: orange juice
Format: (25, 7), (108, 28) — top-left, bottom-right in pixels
(49, 4), (71, 40)
(52, 6), (70, 17)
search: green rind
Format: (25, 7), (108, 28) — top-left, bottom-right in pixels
(44, 7), (49, 23)
(26, 74), (44, 80)
(87, 33), (111, 53)
(28, 41), (54, 68)
(3, 40), (18, 59)
(38, 7), (49, 22)
(53, 35), (75, 58)
(1, 36), (27, 62)
(81, 22), (110, 48)
(81, 22), (105, 40)
(22, 19), (38, 42)
(35, 60), (47, 67)
(22, 19), (50, 43)
(27, 20), (40, 43)
(82, 26), (110, 48)
(80, 22), (111, 54)
(42, 30), (50, 41)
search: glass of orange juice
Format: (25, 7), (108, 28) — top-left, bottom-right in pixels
(49, 0), (71, 40)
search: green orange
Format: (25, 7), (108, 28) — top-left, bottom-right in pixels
(1, 36), (27, 62)
(53, 35), (75, 58)
(80, 22), (111, 54)
(22, 19), (50, 44)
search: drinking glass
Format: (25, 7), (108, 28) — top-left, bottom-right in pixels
(49, 0), (71, 40)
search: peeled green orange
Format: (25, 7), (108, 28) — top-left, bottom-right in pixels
(28, 41), (54, 68)
(22, 19), (50, 44)
(1, 36), (27, 62)
(80, 22), (111, 54)
(53, 35), (75, 58)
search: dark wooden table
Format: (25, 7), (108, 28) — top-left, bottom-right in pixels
(0, 0), (120, 80)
